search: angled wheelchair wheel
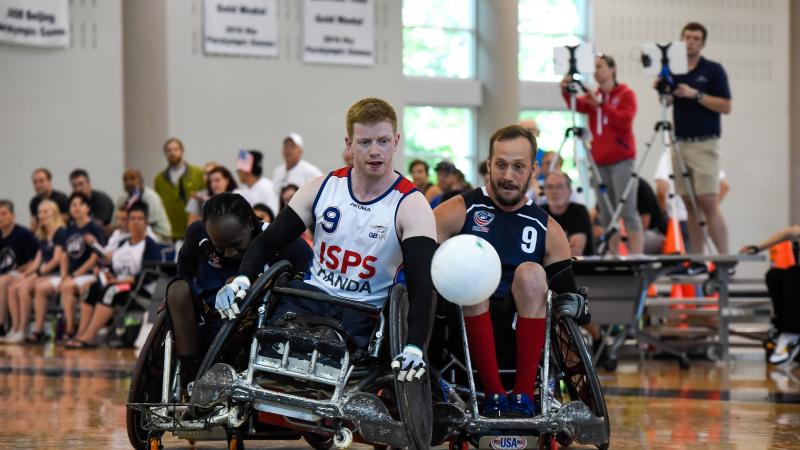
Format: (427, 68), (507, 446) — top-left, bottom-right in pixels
(550, 314), (610, 450)
(127, 311), (171, 450)
(197, 261), (293, 377)
(388, 284), (434, 450)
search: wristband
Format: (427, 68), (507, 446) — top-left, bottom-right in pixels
(694, 91), (704, 101)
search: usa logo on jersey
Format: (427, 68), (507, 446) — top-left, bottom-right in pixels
(472, 210), (495, 233)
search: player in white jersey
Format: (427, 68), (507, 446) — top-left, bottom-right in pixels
(217, 98), (438, 384)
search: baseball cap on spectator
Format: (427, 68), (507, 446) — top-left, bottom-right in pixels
(285, 132), (304, 148)
(434, 161), (457, 174)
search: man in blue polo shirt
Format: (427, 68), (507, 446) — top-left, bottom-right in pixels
(669, 22), (732, 255)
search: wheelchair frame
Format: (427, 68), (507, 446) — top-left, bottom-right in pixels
(127, 261), (432, 450)
(127, 261), (610, 450)
(430, 291), (610, 450)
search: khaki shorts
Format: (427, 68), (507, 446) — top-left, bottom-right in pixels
(672, 138), (720, 196)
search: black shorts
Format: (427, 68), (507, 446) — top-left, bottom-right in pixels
(83, 282), (138, 308)
(489, 294), (518, 370)
(267, 279), (375, 349)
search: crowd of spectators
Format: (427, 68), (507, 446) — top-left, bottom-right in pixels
(0, 131), (326, 346)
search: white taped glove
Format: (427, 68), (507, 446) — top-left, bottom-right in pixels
(391, 344), (426, 382)
(215, 275), (251, 320)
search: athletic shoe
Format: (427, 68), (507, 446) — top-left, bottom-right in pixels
(481, 393), (509, 417)
(1, 330), (25, 344)
(506, 393), (536, 418)
(769, 333), (800, 366)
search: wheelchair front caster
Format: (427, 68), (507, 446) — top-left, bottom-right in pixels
(227, 432), (244, 450)
(557, 430), (574, 447)
(147, 434), (162, 450)
(333, 427), (353, 449)
(448, 438), (469, 450)
(679, 356), (691, 371)
(303, 432), (333, 450)
(537, 434), (556, 450)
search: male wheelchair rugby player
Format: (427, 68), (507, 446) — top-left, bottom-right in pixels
(127, 97), (440, 449)
(425, 124), (610, 449)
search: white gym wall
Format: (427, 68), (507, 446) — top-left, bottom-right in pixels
(0, 0), (124, 218)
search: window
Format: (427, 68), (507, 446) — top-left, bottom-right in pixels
(519, 110), (579, 177)
(521, 109), (595, 204)
(403, 106), (475, 185)
(402, 0), (476, 78)
(518, 0), (589, 82)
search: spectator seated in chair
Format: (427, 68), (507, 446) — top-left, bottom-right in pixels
(66, 201), (162, 349)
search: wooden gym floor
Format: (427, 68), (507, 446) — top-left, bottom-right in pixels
(1, 344), (798, 449)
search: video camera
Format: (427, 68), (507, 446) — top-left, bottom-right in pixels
(640, 41), (688, 95)
(553, 42), (595, 94)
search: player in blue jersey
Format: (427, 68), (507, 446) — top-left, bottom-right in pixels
(434, 124), (578, 418)
(164, 193), (312, 388)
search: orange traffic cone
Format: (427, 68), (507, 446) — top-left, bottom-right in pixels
(770, 241), (796, 269)
(662, 218), (684, 255)
(617, 221), (629, 256)
(670, 283), (695, 298)
(662, 218), (696, 314)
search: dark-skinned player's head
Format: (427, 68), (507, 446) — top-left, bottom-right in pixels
(487, 125), (537, 207)
(202, 193), (258, 259)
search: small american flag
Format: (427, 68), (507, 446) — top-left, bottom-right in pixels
(237, 149), (254, 172)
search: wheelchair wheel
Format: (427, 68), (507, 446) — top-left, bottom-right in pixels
(388, 284), (434, 450)
(126, 311), (171, 450)
(550, 314), (610, 450)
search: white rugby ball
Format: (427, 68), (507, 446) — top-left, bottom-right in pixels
(431, 234), (501, 306)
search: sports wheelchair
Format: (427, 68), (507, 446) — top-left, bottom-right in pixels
(126, 261), (610, 449)
(428, 289), (610, 449)
(127, 260), (433, 449)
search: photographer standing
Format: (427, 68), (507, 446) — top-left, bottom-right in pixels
(560, 54), (643, 254)
(669, 22), (732, 254)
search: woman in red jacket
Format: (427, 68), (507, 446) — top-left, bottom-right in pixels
(560, 54), (643, 254)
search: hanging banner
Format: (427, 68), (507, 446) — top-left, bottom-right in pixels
(204, 0), (278, 57)
(0, 0), (69, 48)
(303, 0), (374, 66)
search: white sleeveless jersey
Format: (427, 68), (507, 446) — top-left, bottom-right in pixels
(305, 167), (417, 307)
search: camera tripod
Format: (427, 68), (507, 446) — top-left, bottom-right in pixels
(548, 46), (614, 216)
(596, 93), (716, 255)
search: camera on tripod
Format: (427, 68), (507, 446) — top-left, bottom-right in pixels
(640, 41), (688, 95)
(554, 42), (595, 94)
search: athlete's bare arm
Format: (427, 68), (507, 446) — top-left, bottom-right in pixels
(396, 191), (437, 241)
(285, 176), (326, 226)
(543, 216), (572, 266)
(433, 195), (467, 243)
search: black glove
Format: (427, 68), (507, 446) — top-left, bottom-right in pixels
(554, 288), (591, 325)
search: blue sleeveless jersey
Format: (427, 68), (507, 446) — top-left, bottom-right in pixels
(459, 187), (548, 298)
